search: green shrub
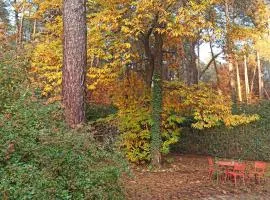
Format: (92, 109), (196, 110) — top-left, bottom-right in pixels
(0, 50), (28, 113)
(0, 93), (126, 200)
(86, 103), (117, 122)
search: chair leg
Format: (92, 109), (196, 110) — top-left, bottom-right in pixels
(208, 170), (213, 180)
(234, 176), (237, 187)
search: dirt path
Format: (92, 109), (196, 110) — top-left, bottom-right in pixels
(123, 155), (270, 200)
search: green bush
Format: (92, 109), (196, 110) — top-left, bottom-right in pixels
(0, 50), (28, 113)
(86, 103), (117, 122)
(0, 50), (126, 199)
(174, 102), (270, 161)
(0, 93), (126, 200)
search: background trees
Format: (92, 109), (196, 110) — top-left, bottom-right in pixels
(2, 0), (269, 164)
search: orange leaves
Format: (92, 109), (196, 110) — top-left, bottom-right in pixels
(113, 72), (150, 111)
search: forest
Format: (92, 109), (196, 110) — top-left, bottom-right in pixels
(0, 0), (270, 199)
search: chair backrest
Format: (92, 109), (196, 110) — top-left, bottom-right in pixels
(233, 163), (246, 172)
(207, 157), (214, 167)
(255, 161), (267, 172)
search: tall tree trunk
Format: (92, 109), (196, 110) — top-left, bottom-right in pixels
(209, 41), (220, 86)
(18, 4), (24, 45)
(63, 0), (87, 128)
(14, 0), (19, 45)
(244, 55), (250, 103)
(257, 52), (263, 99)
(225, 0), (236, 103)
(197, 42), (200, 71)
(236, 62), (242, 102)
(250, 66), (257, 98)
(187, 41), (198, 85)
(150, 32), (163, 168)
(143, 34), (155, 88)
(32, 19), (37, 39)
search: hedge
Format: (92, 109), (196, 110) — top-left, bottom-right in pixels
(174, 102), (270, 161)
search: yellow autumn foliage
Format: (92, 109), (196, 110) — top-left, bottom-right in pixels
(113, 73), (258, 163)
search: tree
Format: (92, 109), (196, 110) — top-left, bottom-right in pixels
(62, 0), (87, 128)
(150, 31), (164, 167)
(31, 0), (267, 165)
(0, 0), (9, 50)
(0, 0), (9, 24)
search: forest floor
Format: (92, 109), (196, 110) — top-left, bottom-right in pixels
(123, 154), (270, 200)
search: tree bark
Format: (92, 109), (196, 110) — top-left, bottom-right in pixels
(236, 62), (242, 102)
(150, 32), (163, 168)
(63, 0), (87, 128)
(14, 0), (19, 44)
(225, 0), (236, 103)
(210, 41), (220, 86)
(143, 34), (155, 88)
(257, 52), (263, 100)
(250, 66), (257, 98)
(187, 41), (198, 85)
(32, 19), (37, 39)
(199, 51), (222, 80)
(244, 55), (250, 103)
(18, 4), (24, 45)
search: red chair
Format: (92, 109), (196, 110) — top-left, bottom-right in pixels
(248, 161), (267, 184)
(207, 157), (215, 180)
(227, 163), (246, 186)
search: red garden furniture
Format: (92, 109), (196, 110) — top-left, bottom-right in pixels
(207, 157), (215, 180)
(208, 157), (225, 182)
(217, 160), (235, 182)
(227, 163), (247, 186)
(248, 161), (267, 184)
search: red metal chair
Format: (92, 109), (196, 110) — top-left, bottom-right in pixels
(227, 163), (246, 186)
(207, 157), (215, 180)
(248, 161), (267, 184)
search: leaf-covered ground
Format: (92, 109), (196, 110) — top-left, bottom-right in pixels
(123, 154), (270, 200)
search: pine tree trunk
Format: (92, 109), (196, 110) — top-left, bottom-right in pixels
(244, 55), (250, 103)
(236, 62), (242, 102)
(32, 19), (37, 39)
(250, 66), (257, 98)
(63, 0), (87, 128)
(14, 0), (19, 45)
(257, 52), (263, 100)
(150, 32), (163, 168)
(225, 0), (236, 103)
(187, 41), (198, 85)
(143, 34), (155, 88)
(18, 5), (24, 45)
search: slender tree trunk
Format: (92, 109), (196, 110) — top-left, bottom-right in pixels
(187, 41), (198, 85)
(236, 62), (242, 102)
(257, 52), (263, 99)
(18, 5), (24, 45)
(150, 32), (163, 168)
(14, 0), (19, 45)
(32, 19), (37, 39)
(209, 41), (220, 86)
(244, 55), (250, 103)
(250, 66), (257, 98)
(225, 0), (236, 103)
(197, 42), (200, 71)
(144, 35), (155, 88)
(63, 0), (87, 128)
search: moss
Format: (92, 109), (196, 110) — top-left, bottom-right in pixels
(150, 71), (163, 166)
